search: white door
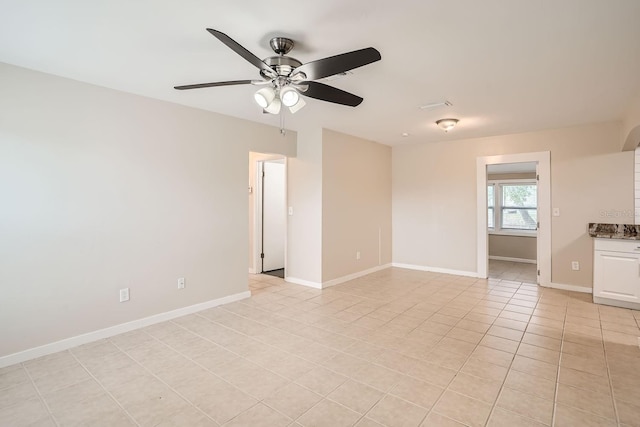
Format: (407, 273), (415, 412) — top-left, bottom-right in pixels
(262, 161), (285, 272)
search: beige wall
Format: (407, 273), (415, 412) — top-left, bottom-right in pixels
(393, 121), (633, 287)
(0, 63), (296, 358)
(621, 94), (640, 151)
(489, 235), (536, 260)
(286, 128), (323, 284)
(322, 129), (392, 281)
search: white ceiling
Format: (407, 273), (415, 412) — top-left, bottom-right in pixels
(1, 0), (639, 146)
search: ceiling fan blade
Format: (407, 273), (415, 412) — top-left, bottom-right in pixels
(300, 81), (363, 107)
(293, 47), (381, 81)
(174, 80), (253, 90)
(206, 29), (276, 76)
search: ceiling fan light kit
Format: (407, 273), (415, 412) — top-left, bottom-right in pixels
(174, 29), (381, 115)
(264, 97), (282, 115)
(254, 87), (275, 108)
(280, 86), (300, 107)
(436, 118), (459, 132)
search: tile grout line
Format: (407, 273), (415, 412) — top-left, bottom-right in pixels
(21, 361), (61, 427)
(112, 330), (268, 426)
(168, 311), (396, 426)
(598, 306), (621, 425)
(301, 277), (546, 423)
(408, 280), (483, 427)
(182, 306), (404, 423)
(214, 275), (506, 426)
(395, 279), (536, 425)
(252, 275), (570, 426)
(159, 315), (387, 426)
(550, 294), (569, 427)
(67, 349), (141, 427)
(483, 281), (544, 426)
(4, 271), (632, 427)
(414, 278), (512, 425)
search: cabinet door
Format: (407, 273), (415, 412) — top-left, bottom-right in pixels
(594, 250), (640, 303)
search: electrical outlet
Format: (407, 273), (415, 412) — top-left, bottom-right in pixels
(119, 288), (130, 302)
(356, 251), (361, 260)
(571, 261), (580, 271)
(178, 277), (185, 289)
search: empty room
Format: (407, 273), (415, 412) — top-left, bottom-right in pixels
(2, 1), (640, 426)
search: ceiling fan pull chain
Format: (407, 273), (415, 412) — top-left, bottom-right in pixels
(280, 111), (286, 136)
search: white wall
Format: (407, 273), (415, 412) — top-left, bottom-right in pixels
(393, 122), (633, 287)
(286, 128), (323, 284)
(322, 129), (392, 281)
(0, 63), (296, 358)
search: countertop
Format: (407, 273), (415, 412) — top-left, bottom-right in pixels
(588, 223), (640, 240)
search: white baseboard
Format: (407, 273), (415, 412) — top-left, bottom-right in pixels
(286, 264), (392, 290)
(489, 255), (536, 264)
(248, 268), (256, 274)
(542, 282), (592, 294)
(0, 291), (251, 368)
(392, 263), (481, 278)
(322, 264), (392, 289)
(593, 296), (640, 310)
(285, 276), (323, 289)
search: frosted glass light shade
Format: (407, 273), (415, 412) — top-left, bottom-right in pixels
(254, 87), (276, 108)
(280, 86), (300, 107)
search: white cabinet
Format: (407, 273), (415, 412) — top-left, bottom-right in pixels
(593, 239), (640, 309)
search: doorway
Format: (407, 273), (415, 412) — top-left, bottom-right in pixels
(486, 162), (538, 282)
(251, 157), (287, 278)
(476, 152), (551, 285)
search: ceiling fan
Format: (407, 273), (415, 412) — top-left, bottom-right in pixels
(174, 29), (381, 114)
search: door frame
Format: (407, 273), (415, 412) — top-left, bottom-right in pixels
(253, 157), (288, 275)
(476, 151), (551, 285)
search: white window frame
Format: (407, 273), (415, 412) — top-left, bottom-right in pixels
(488, 179), (537, 237)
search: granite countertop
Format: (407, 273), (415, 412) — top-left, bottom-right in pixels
(588, 223), (640, 240)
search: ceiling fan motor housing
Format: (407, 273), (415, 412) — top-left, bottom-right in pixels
(260, 55), (303, 79)
(269, 37), (295, 55)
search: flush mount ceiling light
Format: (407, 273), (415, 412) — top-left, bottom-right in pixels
(436, 118), (459, 132)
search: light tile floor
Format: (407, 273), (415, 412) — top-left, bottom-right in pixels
(488, 260), (538, 283)
(2, 268), (640, 426)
